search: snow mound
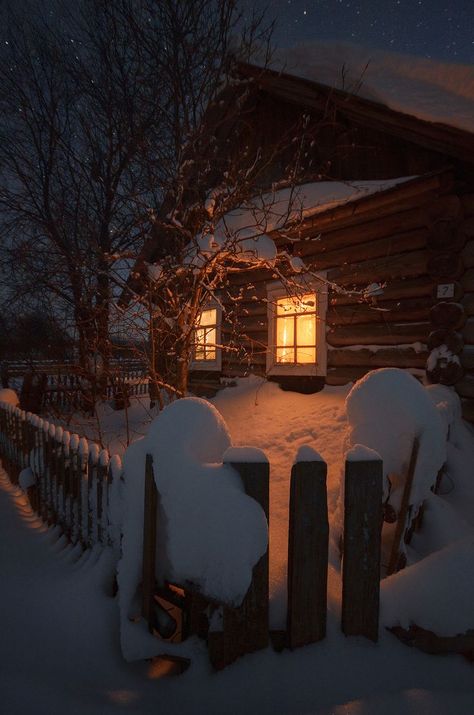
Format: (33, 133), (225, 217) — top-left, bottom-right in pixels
(0, 388), (19, 407)
(273, 41), (474, 133)
(118, 397), (268, 660)
(345, 369), (446, 506)
(381, 536), (474, 636)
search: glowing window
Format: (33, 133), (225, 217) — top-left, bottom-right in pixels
(275, 294), (317, 364)
(194, 308), (217, 362)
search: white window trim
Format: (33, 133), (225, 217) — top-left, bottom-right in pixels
(190, 303), (223, 372)
(266, 275), (327, 377)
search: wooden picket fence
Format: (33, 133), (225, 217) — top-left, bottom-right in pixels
(0, 402), (120, 549)
(140, 450), (385, 670)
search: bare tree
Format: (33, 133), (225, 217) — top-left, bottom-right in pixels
(0, 0), (270, 395)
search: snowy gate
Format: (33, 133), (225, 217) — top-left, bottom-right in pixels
(0, 402), (120, 549)
(140, 450), (384, 670)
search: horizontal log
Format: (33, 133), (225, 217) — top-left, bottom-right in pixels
(429, 301), (465, 330)
(328, 297), (432, 326)
(427, 194), (463, 222)
(327, 250), (428, 287)
(463, 317), (474, 344)
(328, 347), (427, 368)
(426, 252), (463, 280)
(460, 237), (474, 275)
(455, 375), (474, 399)
(461, 397), (474, 422)
(427, 329), (463, 353)
(326, 366), (369, 385)
(461, 268), (474, 293)
(460, 346), (474, 369)
(296, 204), (430, 253)
(458, 217), (474, 244)
(461, 194), (474, 218)
(301, 227), (428, 264)
(427, 220), (465, 252)
(327, 322), (429, 347)
(426, 357), (464, 386)
(221, 363), (265, 377)
(331, 276), (435, 306)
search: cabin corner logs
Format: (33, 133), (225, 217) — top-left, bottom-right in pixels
(189, 175), (474, 423)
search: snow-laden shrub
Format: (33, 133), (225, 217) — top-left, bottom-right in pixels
(345, 368), (446, 509)
(117, 397), (268, 661)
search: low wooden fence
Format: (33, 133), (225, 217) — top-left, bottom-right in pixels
(0, 402), (120, 548)
(141, 450), (385, 670)
(0, 400), (422, 671)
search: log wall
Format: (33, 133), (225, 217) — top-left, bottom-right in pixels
(456, 193), (474, 421)
(190, 175), (474, 417)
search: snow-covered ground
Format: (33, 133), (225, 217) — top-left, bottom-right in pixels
(2, 376), (474, 714)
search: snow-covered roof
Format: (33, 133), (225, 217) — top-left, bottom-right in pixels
(270, 42), (474, 134)
(210, 176), (418, 240)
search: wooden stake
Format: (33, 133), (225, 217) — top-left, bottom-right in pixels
(387, 438), (420, 576)
(142, 454), (158, 631)
(287, 459), (328, 648)
(342, 456), (383, 642)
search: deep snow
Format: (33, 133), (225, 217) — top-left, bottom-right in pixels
(2, 377), (474, 714)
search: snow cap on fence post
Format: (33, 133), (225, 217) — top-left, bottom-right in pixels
(69, 433), (80, 451)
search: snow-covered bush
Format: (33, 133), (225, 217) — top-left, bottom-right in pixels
(117, 397), (268, 661)
(345, 368), (446, 510)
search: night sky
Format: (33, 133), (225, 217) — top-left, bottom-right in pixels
(248, 0), (474, 63)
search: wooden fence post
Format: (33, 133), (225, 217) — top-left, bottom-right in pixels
(142, 453), (158, 631)
(287, 449), (328, 649)
(208, 448), (269, 669)
(341, 447), (383, 643)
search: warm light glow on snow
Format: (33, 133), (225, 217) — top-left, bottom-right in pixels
(275, 294), (316, 364)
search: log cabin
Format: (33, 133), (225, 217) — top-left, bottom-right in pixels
(134, 58), (474, 420)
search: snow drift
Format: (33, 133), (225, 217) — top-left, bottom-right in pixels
(117, 397), (268, 661)
(345, 369), (446, 508)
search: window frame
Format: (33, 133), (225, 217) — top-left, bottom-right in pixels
(190, 303), (222, 372)
(266, 275), (327, 377)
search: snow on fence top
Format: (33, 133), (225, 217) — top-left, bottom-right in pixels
(272, 41), (474, 133)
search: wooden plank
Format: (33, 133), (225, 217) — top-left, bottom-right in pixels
(327, 250), (428, 287)
(287, 459), (328, 648)
(327, 322), (429, 347)
(328, 347), (427, 369)
(328, 296), (432, 326)
(331, 276), (435, 307)
(301, 227), (428, 267)
(341, 455), (383, 642)
(297, 205), (430, 253)
(387, 438), (420, 576)
(208, 457), (269, 669)
(142, 454), (158, 632)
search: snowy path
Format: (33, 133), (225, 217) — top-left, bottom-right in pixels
(2, 457), (474, 713)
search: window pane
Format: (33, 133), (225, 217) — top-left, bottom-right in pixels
(296, 313), (316, 346)
(296, 346), (316, 363)
(276, 346), (294, 363)
(276, 315), (294, 348)
(276, 293), (316, 315)
(198, 308), (217, 326)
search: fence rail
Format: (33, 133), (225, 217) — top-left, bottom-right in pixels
(0, 402), (120, 549)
